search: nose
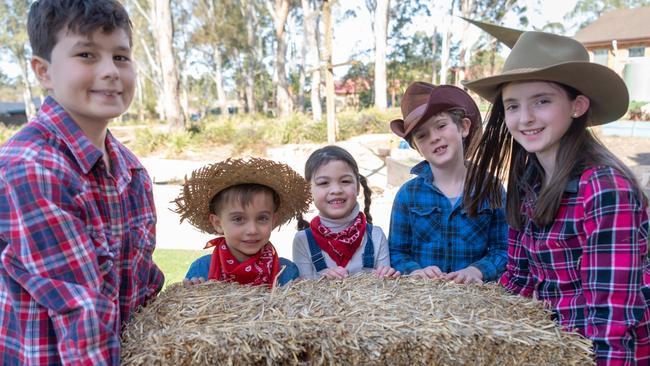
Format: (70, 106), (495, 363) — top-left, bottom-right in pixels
(519, 105), (534, 125)
(244, 221), (259, 235)
(100, 57), (119, 81)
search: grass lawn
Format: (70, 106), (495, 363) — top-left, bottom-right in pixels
(153, 248), (211, 289)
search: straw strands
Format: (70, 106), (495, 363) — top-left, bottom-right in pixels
(121, 274), (593, 365)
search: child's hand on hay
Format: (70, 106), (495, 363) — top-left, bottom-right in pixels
(373, 266), (400, 278)
(323, 266), (349, 280)
(183, 277), (207, 286)
(410, 266), (445, 279)
(445, 266), (483, 285)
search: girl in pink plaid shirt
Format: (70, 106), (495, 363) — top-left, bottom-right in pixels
(462, 22), (650, 366)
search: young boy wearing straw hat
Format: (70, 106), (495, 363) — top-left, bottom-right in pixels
(462, 19), (650, 365)
(388, 82), (508, 284)
(174, 158), (311, 287)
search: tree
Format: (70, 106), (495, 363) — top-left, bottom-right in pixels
(0, 0), (36, 119)
(568, 0), (650, 28)
(372, 0), (390, 110)
(266, 0), (295, 117)
(301, 0), (323, 121)
(152, 0), (184, 129)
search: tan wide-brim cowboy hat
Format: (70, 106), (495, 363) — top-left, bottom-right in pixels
(461, 21), (629, 125)
(390, 84), (482, 150)
(173, 158), (311, 234)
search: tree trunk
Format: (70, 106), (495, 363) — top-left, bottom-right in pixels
(16, 48), (35, 119)
(302, 0), (322, 121)
(212, 47), (228, 113)
(431, 26), (438, 85)
(323, 0), (336, 143)
(244, 0), (257, 114)
(152, 0), (184, 129)
(439, 13), (451, 85)
(373, 0), (390, 110)
(268, 0), (293, 117)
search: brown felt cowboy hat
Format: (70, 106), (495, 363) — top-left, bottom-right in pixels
(461, 20), (629, 125)
(173, 158), (311, 234)
(390, 83), (482, 151)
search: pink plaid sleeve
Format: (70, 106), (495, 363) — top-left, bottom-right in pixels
(500, 227), (535, 297)
(580, 167), (648, 366)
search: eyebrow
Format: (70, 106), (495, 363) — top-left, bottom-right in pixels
(503, 92), (555, 103)
(314, 173), (355, 180)
(71, 41), (130, 53)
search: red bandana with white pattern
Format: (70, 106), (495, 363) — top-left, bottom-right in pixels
(205, 237), (280, 288)
(309, 212), (367, 268)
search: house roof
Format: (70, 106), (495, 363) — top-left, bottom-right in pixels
(574, 6), (650, 45)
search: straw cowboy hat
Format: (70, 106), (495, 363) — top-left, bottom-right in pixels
(173, 158), (311, 234)
(461, 20), (629, 125)
(390, 83), (482, 150)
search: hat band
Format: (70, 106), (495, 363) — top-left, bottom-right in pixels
(403, 104), (428, 130)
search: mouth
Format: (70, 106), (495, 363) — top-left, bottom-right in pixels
(521, 128), (544, 136)
(433, 145), (447, 154)
(91, 89), (122, 96)
(328, 198), (346, 205)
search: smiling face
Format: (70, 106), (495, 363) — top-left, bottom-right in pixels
(412, 111), (471, 169)
(310, 160), (359, 220)
(31, 27), (135, 132)
(209, 191), (278, 262)
(502, 81), (589, 172)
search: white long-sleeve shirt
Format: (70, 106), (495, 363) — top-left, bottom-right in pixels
(292, 205), (390, 279)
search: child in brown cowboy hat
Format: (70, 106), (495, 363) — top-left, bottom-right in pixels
(387, 82), (507, 284)
(462, 21), (650, 365)
(174, 158), (311, 288)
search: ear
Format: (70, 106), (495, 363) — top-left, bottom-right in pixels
(272, 212), (280, 228)
(208, 214), (224, 235)
(31, 56), (52, 90)
(572, 95), (590, 118)
(460, 117), (472, 138)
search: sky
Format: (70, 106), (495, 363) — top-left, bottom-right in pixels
(1, 0), (580, 84)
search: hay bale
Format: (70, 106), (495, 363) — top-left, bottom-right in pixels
(121, 274), (593, 365)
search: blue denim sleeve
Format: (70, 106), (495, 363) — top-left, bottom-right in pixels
(388, 187), (422, 275)
(278, 257), (299, 285)
(185, 254), (211, 280)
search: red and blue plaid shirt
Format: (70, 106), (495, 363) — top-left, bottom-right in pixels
(501, 165), (650, 366)
(0, 96), (164, 365)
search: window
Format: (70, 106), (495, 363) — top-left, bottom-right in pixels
(592, 48), (608, 65)
(629, 47), (645, 57)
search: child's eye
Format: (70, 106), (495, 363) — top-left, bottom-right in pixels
(505, 104), (518, 112)
(114, 55), (131, 62)
(258, 216), (270, 223)
(77, 52), (93, 59)
(231, 216), (244, 224)
(535, 98), (550, 106)
(315, 181), (328, 186)
(438, 123), (447, 129)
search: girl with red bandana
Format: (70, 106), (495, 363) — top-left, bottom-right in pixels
(293, 145), (400, 280)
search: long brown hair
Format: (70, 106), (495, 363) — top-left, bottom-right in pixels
(296, 145), (373, 230)
(464, 82), (648, 230)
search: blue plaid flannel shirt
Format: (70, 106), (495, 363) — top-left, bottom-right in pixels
(388, 161), (508, 281)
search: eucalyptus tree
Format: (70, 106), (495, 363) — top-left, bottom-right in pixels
(0, 0), (35, 119)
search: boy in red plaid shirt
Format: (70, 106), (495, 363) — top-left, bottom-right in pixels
(0, 1), (164, 364)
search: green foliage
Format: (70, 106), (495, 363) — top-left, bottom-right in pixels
(337, 107), (398, 139)
(152, 248), (210, 289)
(628, 101), (650, 121)
(0, 124), (21, 145)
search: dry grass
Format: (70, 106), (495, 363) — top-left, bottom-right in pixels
(121, 274), (593, 365)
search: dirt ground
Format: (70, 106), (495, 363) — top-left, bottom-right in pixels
(597, 135), (650, 166)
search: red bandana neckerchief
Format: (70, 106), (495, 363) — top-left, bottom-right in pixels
(204, 237), (280, 288)
(309, 213), (367, 267)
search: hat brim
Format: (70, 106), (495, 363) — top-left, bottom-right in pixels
(389, 118), (407, 138)
(463, 61), (629, 125)
(174, 158), (312, 234)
